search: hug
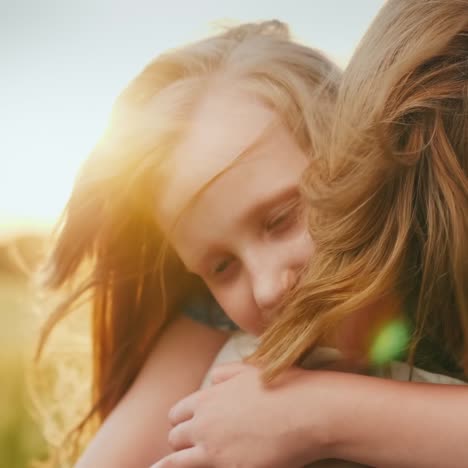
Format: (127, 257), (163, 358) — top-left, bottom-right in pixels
(37, 0), (468, 466)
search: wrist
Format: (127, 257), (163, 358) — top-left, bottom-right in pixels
(285, 369), (347, 463)
(311, 372), (346, 460)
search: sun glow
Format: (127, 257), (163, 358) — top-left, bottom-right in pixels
(1, 92), (113, 238)
(2, 1), (385, 240)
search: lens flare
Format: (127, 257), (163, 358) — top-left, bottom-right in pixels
(369, 319), (410, 366)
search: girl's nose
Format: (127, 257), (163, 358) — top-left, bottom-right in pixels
(252, 267), (298, 312)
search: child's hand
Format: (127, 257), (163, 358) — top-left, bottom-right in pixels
(150, 366), (337, 468)
(209, 361), (253, 384)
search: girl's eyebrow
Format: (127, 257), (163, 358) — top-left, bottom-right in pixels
(240, 185), (301, 226)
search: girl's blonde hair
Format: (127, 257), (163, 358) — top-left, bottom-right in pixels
(37, 20), (340, 458)
(255, 0), (468, 380)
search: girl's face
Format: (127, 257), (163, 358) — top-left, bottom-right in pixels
(156, 87), (313, 335)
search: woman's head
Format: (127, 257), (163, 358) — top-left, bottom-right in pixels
(254, 0), (468, 378)
(39, 19), (340, 430)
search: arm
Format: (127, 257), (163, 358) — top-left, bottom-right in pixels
(153, 366), (467, 468)
(324, 372), (467, 467)
(75, 315), (229, 468)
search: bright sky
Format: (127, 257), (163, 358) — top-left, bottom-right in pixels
(1, 0), (385, 236)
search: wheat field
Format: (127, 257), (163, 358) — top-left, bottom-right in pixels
(0, 271), (47, 467)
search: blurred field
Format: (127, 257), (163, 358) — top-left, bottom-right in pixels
(0, 234), (94, 468)
(0, 270), (47, 468)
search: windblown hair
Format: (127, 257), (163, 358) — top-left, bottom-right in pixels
(36, 20), (340, 458)
(255, 0), (468, 380)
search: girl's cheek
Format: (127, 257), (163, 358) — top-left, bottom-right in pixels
(216, 283), (261, 334)
(286, 228), (314, 266)
(303, 233), (315, 261)
(299, 224), (315, 259)
(212, 285), (242, 322)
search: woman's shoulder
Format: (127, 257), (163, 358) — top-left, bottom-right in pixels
(201, 333), (258, 389)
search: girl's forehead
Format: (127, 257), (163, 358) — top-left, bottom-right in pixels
(155, 88), (280, 230)
(163, 127), (309, 273)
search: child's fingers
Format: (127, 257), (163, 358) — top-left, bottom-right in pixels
(149, 446), (205, 468)
(168, 420), (194, 451)
(168, 391), (199, 426)
(210, 361), (252, 384)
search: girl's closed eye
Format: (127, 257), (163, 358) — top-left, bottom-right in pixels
(265, 196), (303, 234)
(214, 258), (232, 274)
(208, 256), (237, 282)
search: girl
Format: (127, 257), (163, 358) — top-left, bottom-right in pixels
(156, 0), (468, 466)
(37, 21), (341, 467)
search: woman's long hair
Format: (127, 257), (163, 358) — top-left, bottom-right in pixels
(255, 0), (468, 380)
(36, 20), (341, 460)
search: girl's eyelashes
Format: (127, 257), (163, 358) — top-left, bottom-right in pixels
(265, 196), (302, 234)
(266, 211), (292, 231)
(213, 258), (232, 274)
(207, 256), (236, 281)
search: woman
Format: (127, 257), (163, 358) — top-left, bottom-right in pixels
(155, 1), (468, 466)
